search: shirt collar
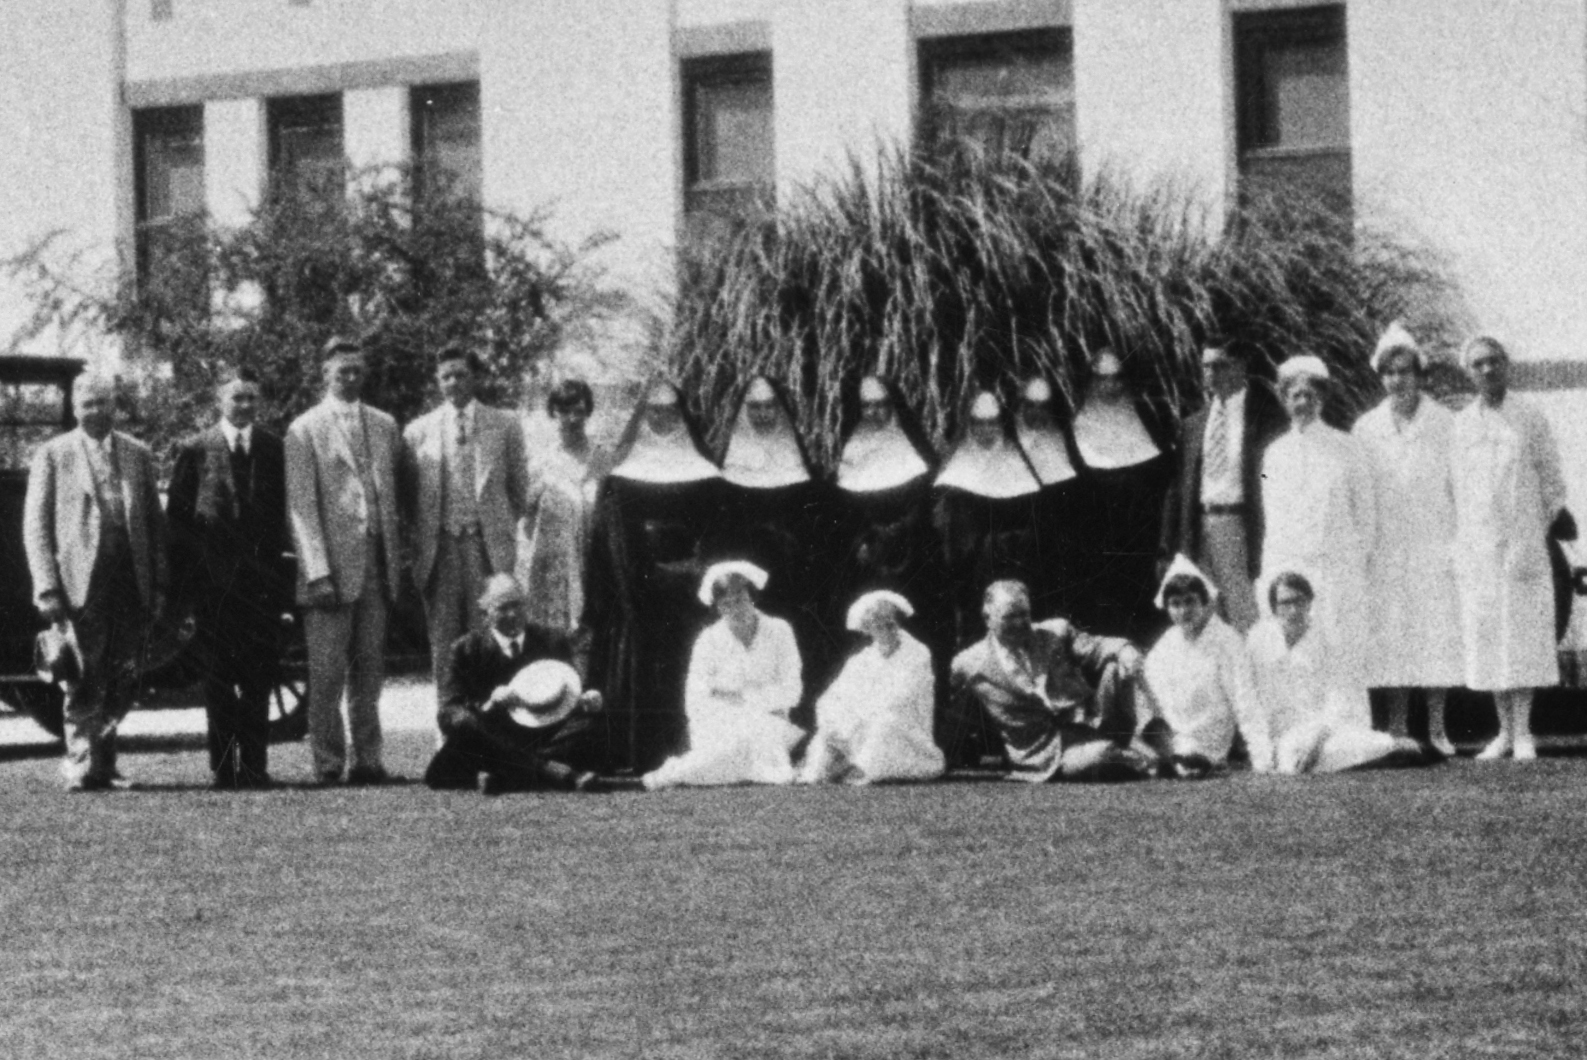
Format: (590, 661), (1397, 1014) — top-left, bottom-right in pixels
(491, 628), (524, 658)
(220, 420), (252, 451)
(448, 400), (477, 429)
(326, 395), (361, 416)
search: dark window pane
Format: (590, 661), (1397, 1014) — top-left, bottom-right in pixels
(683, 52), (774, 235)
(268, 94), (344, 204)
(1235, 5), (1351, 217)
(133, 106), (205, 302)
(920, 30), (1075, 163)
(412, 82), (482, 205)
(1263, 40), (1349, 148)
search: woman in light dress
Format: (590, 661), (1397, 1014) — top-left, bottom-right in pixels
(643, 561), (805, 789)
(1259, 355), (1377, 725)
(517, 380), (613, 635)
(1141, 555), (1259, 774)
(1350, 325), (1462, 754)
(1245, 572), (1436, 774)
(799, 591), (945, 785)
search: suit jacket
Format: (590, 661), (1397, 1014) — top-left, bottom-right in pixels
(23, 428), (167, 611)
(285, 399), (402, 606)
(400, 401), (531, 590)
(1160, 382), (1286, 579)
(949, 620), (1130, 779)
(167, 425), (291, 616)
(440, 625), (573, 737)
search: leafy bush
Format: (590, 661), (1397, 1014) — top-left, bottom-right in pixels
(5, 165), (628, 463)
(667, 149), (1462, 468)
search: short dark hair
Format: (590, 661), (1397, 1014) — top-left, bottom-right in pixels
(1161, 574), (1210, 606)
(217, 366), (261, 391)
(1267, 571), (1315, 610)
(321, 336), (363, 362)
(436, 345), (483, 374)
(547, 379), (595, 416)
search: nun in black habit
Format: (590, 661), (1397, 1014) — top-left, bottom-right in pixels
(714, 376), (834, 727)
(583, 382), (728, 773)
(1016, 376), (1086, 623)
(821, 376), (948, 681)
(932, 390), (1046, 649)
(1070, 349), (1173, 643)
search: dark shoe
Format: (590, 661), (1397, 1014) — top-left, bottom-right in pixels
(480, 772), (513, 796)
(313, 771), (342, 787)
(346, 766), (392, 787)
(66, 775), (111, 793)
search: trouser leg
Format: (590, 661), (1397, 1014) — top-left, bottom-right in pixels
(304, 605), (354, 779)
(1092, 661), (1141, 745)
(424, 533), (491, 719)
(345, 584), (388, 774)
(203, 671), (242, 780)
(1384, 688), (1411, 738)
(1199, 514), (1258, 633)
(63, 532), (142, 786)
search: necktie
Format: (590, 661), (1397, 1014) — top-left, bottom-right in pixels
(1203, 398), (1231, 489)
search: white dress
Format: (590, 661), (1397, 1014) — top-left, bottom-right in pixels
(517, 441), (612, 634)
(1259, 422), (1377, 723)
(1143, 616), (1259, 764)
(1246, 618), (1401, 774)
(645, 613), (804, 788)
(1352, 398), (1463, 687)
(799, 631), (945, 784)
(1451, 396), (1567, 690)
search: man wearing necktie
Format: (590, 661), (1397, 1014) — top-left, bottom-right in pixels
(286, 339), (402, 785)
(400, 345), (532, 709)
(1159, 342), (1286, 632)
(24, 372), (167, 791)
(424, 574), (608, 792)
(168, 368), (290, 788)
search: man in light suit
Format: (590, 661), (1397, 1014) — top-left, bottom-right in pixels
(24, 372), (167, 791)
(949, 580), (1153, 782)
(400, 345), (532, 699)
(167, 368), (291, 789)
(286, 339), (402, 785)
(1159, 342), (1286, 631)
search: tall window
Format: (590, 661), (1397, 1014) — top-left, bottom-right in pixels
(411, 82), (482, 207)
(919, 30), (1075, 163)
(133, 106), (205, 299)
(1234, 5), (1351, 216)
(681, 53), (774, 242)
(267, 94), (344, 206)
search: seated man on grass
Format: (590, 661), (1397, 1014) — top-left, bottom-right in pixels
(949, 579), (1155, 782)
(425, 574), (613, 794)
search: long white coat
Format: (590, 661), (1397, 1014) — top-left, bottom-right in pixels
(1451, 396), (1566, 690)
(800, 631), (944, 784)
(1352, 398), (1464, 686)
(1260, 422), (1376, 721)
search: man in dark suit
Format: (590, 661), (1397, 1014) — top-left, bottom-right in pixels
(1159, 342), (1286, 631)
(424, 574), (611, 793)
(949, 580), (1154, 782)
(168, 368), (291, 789)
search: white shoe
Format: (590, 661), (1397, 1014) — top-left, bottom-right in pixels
(1512, 736), (1538, 761)
(1475, 736), (1512, 761)
(1429, 734), (1457, 757)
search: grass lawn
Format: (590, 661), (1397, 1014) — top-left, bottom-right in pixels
(2, 730), (1585, 1059)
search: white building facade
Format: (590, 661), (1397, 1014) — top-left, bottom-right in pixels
(7, 1), (1587, 416)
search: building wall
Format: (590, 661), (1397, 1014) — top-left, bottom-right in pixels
(1, 0), (128, 359)
(5, 0), (1587, 389)
(1351, 0), (1587, 366)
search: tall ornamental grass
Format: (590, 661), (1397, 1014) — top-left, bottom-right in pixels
(667, 150), (1459, 469)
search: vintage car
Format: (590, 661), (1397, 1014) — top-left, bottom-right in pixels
(0, 355), (306, 740)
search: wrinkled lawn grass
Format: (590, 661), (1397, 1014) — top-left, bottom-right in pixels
(1, 732), (1584, 1059)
